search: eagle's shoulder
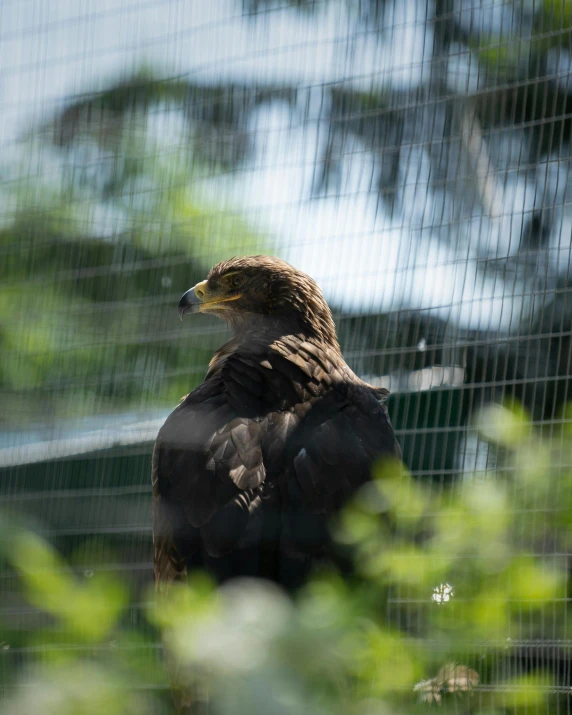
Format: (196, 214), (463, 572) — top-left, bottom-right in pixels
(153, 332), (399, 567)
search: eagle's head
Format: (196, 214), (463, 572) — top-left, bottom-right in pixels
(178, 255), (338, 345)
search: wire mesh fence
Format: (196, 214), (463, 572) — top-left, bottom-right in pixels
(1, 0), (572, 712)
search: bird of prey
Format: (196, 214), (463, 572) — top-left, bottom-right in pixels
(153, 255), (400, 594)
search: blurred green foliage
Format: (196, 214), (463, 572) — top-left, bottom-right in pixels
(1, 404), (571, 713)
(0, 107), (269, 426)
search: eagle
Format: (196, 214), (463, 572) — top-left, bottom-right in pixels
(152, 255), (400, 594)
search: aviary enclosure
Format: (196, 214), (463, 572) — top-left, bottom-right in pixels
(1, 1), (572, 713)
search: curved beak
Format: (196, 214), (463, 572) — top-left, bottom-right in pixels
(178, 280), (207, 320)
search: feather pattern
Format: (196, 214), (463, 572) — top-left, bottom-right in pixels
(153, 256), (400, 591)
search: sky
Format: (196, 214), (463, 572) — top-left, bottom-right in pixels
(0, 0), (562, 330)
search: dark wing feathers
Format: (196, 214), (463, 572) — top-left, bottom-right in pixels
(153, 336), (399, 585)
(200, 487), (263, 558)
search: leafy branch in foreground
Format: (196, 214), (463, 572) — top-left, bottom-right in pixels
(1, 403), (571, 713)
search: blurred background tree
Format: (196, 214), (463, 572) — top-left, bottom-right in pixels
(1, 0), (571, 457)
(0, 74), (271, 425)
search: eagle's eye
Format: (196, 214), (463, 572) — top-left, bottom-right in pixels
(229, 274), (245, 290)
